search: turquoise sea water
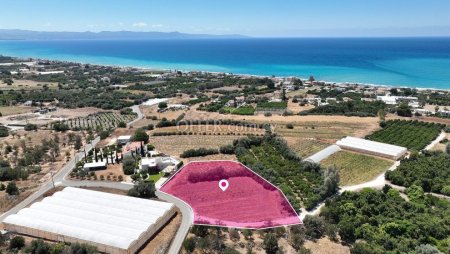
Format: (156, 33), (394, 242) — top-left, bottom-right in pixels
(1, 38), (450, 89)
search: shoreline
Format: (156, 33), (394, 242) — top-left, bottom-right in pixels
(3, 54), (450, 92)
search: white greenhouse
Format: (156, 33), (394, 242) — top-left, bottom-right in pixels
(336, 136), (407, 160)
(3, 187), (175, 254)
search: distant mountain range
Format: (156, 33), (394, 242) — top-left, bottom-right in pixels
(0, 29), (247, 40)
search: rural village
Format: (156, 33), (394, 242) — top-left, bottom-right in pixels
(0, 56), (449, 254)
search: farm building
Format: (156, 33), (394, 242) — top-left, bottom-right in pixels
(117, 135), (132, 145)
(3, 187), (175, 254)
(83, 161), (107, 171)
(336, 136), (407, 160)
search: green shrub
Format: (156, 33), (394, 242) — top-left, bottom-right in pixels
(10, 236), (25, 250)
(180, 148), (219, 158)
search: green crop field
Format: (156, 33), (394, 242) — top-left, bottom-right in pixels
(257, 101), (287, 109)
(223, 105), (255, 115)
(366, 120), (445, 150)
(289, 138), (330, 158)
(321, 151), (394, 186)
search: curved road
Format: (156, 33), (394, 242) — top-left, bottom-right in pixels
(127, 105), (144, 127)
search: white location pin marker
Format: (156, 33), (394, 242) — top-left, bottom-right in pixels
(219, 179), (229, 192)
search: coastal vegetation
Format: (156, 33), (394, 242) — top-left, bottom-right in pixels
(386, 151), (450, 195)
(0, 88), (147, 109)
(321, 187), (450, 253)
(366, 120), (445, 150)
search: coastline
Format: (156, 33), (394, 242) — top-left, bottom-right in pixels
(3, 53), (450, 92)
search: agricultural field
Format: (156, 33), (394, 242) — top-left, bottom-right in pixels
(150, 135), (238, 161)
(386, 152), (450, 195)
(0, 106), (32, 116)
(160, 161), (301, 228)
(151, 124), (265, 136)
(321, 151), (394, 186)
(236, 136), (335, 211)
(366, 120), (445, 150)
(286, 138), (331, 158)
(277, 121), (377, 140)
(222, 105), (255, 115)
(64, 112), (136, 130)
(0, 79), (58, 91)
(257, 101), (288, 109)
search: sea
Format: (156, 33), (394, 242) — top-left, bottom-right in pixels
(1, 37), (450, 89)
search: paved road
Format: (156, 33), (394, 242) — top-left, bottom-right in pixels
(156, 191), (193, 254)
(127, 105), (144, 127)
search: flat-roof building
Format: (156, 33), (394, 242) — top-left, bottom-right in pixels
(83, 161), (107, 171)
(3, 187), (175, 254)
(117, 135), (132, 145)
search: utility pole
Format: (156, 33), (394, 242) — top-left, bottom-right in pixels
(50, 171), (55, 189)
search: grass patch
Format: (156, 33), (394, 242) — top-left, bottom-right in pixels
(321, 151), (393, 186)
(257, 101), (287, 109)
(148, 172), (164, 183)
(0, 106), (32, 116)
(366, 120), (445, 150)
(223, 106), (255, 115)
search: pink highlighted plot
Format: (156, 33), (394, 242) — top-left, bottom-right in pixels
(160, 161), (301, 229)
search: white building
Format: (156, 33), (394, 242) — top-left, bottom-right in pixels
(376, 95), (419, 105)
(117, 135), (132, 145)
(83, 161), (107, 171)
(140, 158), (158, 172)
(140, 157), (180, 173)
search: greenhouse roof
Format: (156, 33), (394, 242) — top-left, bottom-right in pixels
(3, 187), (174, 250)
(336, 136), (407, 158)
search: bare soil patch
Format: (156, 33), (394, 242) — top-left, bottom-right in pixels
(139, 211), (182, 254)
(304, 237), (350, 254)
(0, 106), (32, 116)
(150, 135), (237, 159)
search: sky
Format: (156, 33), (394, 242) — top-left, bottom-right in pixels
(1, 0), (450, 37)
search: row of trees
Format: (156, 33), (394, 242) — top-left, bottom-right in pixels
(367, 120), (445, 150)
(183, 219), (339, 254)
(8, 236), (98, 254)
(0, 88), (147, 110)
(386, 151), (450, 195)
(301, 100), (386, 117)
(233, 134), (339, 211)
